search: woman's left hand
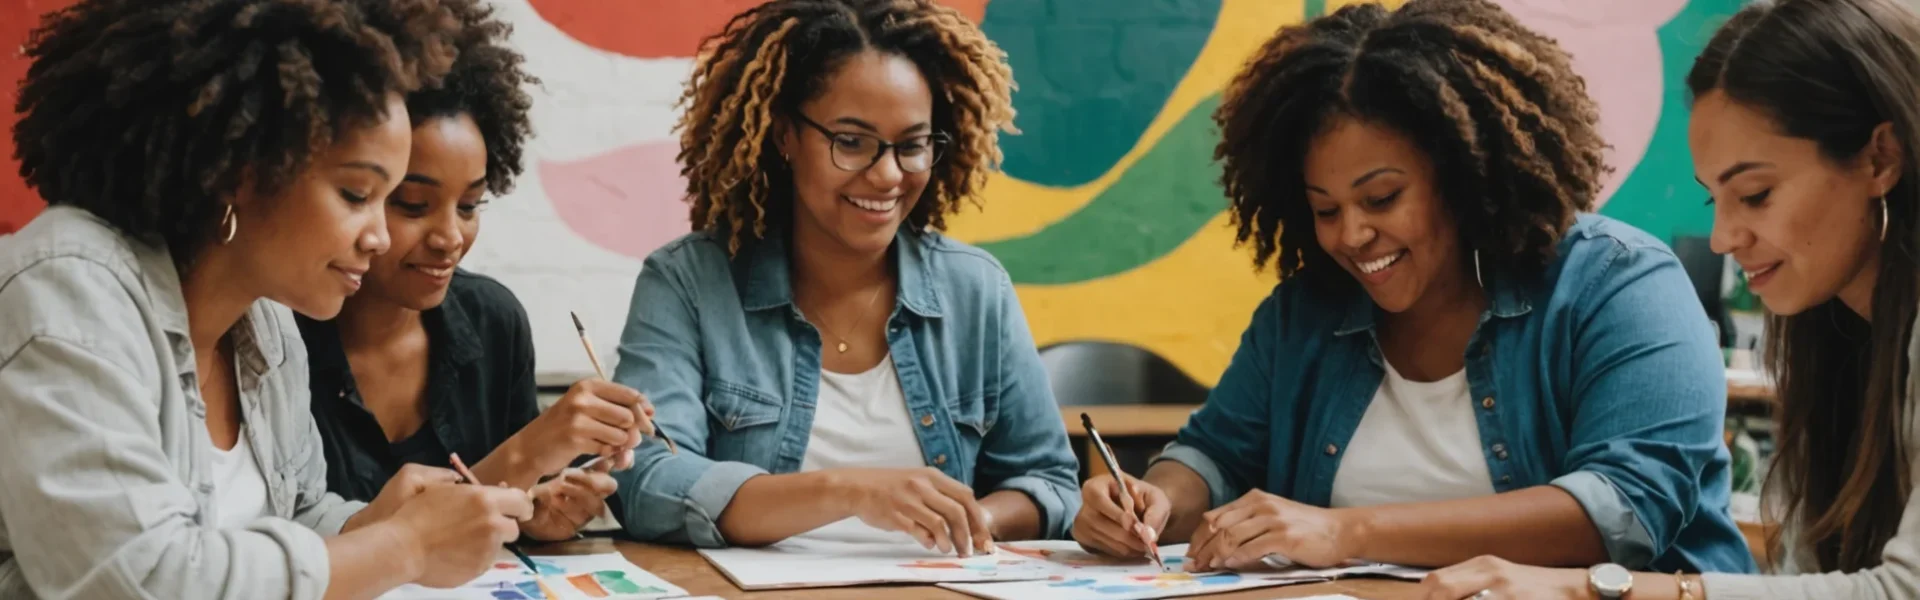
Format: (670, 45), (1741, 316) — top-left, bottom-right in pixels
(1418, 555), (1591, 600)
(520, 464), (620, 541)
(1185, 490), (1363, 570)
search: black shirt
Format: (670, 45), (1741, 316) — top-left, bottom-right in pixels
(299, 270), (540, 502)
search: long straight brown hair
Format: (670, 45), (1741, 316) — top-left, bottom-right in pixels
(1688, 0), (1920, 572)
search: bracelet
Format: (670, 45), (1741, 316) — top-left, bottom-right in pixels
(1675, 571), (1698, 600)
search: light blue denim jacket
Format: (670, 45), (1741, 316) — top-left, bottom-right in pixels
(608, 229), (1081, 547)
(1156, 214), (1756, 574)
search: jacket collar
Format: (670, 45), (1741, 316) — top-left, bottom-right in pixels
(736, 228), (945, 318)
(1333, 265), (1533, 336)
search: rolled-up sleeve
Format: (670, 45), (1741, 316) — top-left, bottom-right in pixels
(610, 253), (766, 547)
(1154, 287), (1287, 510)
(0, 263), (334, 600)
(1558, 239), (1745, 570)
(977, 274), (1081, 540)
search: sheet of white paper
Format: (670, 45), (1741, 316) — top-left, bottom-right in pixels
(376, 552), (686, 600)
(939, 544), (1426, 600)
(698, 523), (1191, 590)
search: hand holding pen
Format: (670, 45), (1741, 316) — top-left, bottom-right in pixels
(1073, 414), (1170, 570)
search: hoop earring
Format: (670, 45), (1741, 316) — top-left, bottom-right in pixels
(1879, 196), (1890, 243)
(1473, 249), (1484, 288)
(220, 204), (237, 245)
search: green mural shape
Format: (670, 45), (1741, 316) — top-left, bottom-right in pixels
(981, 97), (1229, 284)
(985, 0), (1221, 187)
(1595, 0), (1746, 243)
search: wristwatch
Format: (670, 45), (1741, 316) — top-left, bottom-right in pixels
(1588, 563), (1634, 599)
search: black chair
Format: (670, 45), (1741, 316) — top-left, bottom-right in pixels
(1039, 341), (1209, 480)
(1672, 235), (1734, 348)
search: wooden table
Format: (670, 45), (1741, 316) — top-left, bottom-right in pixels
(529, 538), (1420, 599)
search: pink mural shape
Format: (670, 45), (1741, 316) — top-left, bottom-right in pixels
(1494, 0), (1688, 208)
(528, 0), (989, 59)
(540, 142), (694, 259)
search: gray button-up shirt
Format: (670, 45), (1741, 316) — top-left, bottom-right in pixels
(0, 207), (365, 599)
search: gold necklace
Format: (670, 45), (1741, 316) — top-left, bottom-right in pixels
(811, 282), (886, 354)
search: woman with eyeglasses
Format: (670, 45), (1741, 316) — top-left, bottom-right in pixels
(607, 0), (1079, 554)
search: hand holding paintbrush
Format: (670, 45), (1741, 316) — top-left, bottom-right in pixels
(1076, 413), (1170, 571)
(571, 312), (676, 456)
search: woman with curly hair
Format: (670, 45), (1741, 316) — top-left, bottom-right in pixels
(609, 0), (1078, 554)
(1073, 0), (1754, 581)
(0, 0), (535, 597)
(295, 0), (652, 542)
(1422, 0), (1920, 597)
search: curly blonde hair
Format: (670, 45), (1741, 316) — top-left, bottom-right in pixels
(676, 0), (1017, 254)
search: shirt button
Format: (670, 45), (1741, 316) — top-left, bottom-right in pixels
(1493, 444), (1509, 460)
(337, 390), (347, 399)
(1324, 444), (1338, 456)
(1501, 474), (1513, 484)
(1481, 397), (1495, 409)
(934, 454), (948, 465)
(920, 414), (935, 427)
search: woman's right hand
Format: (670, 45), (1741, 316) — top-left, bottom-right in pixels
(510, 379), (655, 474)
(840, 467), (994, 557)
(1073, 473), (1171, 557)
(388, 483), (536, 587)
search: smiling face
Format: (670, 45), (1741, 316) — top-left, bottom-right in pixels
(1304, 117), (1468, 313)
(357, 113), (487, 311)
(779, 50), (936, 257)
(1689, 90), (1895, 317)
(230, 93), (410, 320)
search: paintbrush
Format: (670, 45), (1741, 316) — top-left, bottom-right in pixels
(572, 311), (677, 455)
(1081, 413), (1167, 572)
(448, 452), (550, 600)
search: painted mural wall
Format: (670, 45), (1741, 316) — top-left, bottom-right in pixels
(1, 0), (1747, 384)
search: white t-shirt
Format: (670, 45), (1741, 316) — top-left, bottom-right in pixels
(1328, 360), (1496, 508)
(795, 355), (927, 543)
(211, 425), (270, 528)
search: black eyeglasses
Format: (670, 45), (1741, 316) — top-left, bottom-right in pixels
(793, 112), (951, 173)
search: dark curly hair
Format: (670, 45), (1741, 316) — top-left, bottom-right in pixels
(11, 0), (461, 258)
(676, 0), (1017, 255)
(1214, 0), (1607, 287)
(404, 0), (536, 196)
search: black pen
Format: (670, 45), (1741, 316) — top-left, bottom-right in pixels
(1081, 413), (1166, 571)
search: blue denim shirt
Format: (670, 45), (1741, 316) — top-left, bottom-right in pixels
(1156, 214), (1755, 574)
(608, 229), (1081, 547)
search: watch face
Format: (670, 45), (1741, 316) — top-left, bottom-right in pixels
(1591, 563), (1633, 592)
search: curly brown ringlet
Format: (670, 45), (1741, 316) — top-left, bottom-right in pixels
(405, 0), (536, 196)
(675, 0), (1017, 255)
(11, 0), (462, 258)
(1214, 0), (1607, 288)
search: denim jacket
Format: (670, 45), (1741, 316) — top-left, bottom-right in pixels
(608, 229), (1081, 547)
(1157, 214), (1756, 574)
(0, 207), (365, 600)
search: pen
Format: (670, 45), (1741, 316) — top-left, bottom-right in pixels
(572, 311), (677, 454)
(1080, 413), (1166, 571)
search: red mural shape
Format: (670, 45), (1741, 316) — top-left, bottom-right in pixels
(1, 0), (78, 234)
(527, 0), (988, 59)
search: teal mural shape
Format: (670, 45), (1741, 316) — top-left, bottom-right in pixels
(1594, 0), (1747, 241)
(983, 0), (1221, 187)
